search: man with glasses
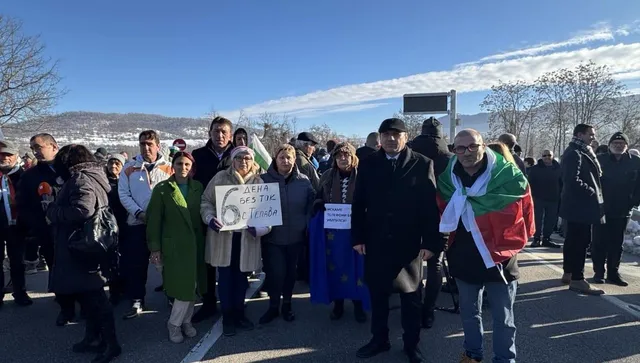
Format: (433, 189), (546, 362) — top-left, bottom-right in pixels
(527, 150), (562, 248)
(593, 132), (640, 286)
(438, 129), (533, 363)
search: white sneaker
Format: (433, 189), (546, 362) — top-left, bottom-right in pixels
(182, 323), (197, 338)
(168, 323), (184, 343)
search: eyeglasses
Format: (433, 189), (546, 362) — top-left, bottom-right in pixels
(453, 144), (481, 154)
(542, 154), (552, 157)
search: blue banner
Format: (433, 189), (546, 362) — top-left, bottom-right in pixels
(309, 211), (370, 310)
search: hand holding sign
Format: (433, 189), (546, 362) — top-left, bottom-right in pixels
(215, 183), (282, 231)
(324, 204), (352, 229)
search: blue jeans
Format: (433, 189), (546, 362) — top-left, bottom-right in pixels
(457, 279), (517, 363)
(217, 233), (248, 313)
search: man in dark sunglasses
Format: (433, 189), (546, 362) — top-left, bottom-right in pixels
(527, 150), (562, 248)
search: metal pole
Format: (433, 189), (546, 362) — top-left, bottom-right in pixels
(449, 90), (457, 141)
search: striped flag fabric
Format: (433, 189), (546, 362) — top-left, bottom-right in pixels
(250, 134), (272, 171)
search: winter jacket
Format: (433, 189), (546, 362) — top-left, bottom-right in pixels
(146, 176), (207, 301)
(410, 134), (453, 177)
(0, 165), (27, 244)
(260, 163), (315, 246)
(201, 162), (268, 272)
(527, 159), (562, 202)
(118, 154), (173, 226)
(512, 152), (527, 175)
(16, 162), (61, 242)
(45, 162), (110, 295)
(597, 152), (640, 218)
(355, 146), (377, 162)
(295, 149), (320, 191)
(107, 173), (128, 228)
(352, 147), (441, 293)
(559, 143), (605, 224)
(192, 140), (233, 188)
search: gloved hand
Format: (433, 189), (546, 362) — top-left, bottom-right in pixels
(209, 217), (223, 232)
(247, 227), (257, 237)
(313, 201), (326, 215)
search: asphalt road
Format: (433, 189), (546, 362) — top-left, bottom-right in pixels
(2, 234), (640, 363)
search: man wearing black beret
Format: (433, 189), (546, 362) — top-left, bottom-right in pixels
(593, 131), (640, 286)
(351, 118), (442, 363)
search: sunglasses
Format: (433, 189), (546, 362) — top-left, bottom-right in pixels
(542, 154), (552, 157)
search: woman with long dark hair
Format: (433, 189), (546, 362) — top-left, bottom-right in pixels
(146, 152), (208, 343)
(47, 144), (120, 363)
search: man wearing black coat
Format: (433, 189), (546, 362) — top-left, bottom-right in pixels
(409, 117), (452, 330)
(593, 132), (640, 286)
(352, 118), (441, 363)
(0, 141), (33, 307)
(191, 116), (234, 322)
(559, 124), (605, 295)
(527, 149), (562, 248)
(356, 132), (380, 161)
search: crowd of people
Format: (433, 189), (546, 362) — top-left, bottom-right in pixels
(0, 114), (638, 363)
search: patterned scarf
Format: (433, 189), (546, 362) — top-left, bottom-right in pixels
(570, 136), (602, 176)
(0, 164), (20, 225)
(329, 168), (357, 204)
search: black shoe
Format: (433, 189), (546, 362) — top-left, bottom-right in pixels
(56, 312), (74, 326)
(281, 303), (295, 322)
(353, 302), (367, 323)
(421, 309), (435, 329)
(404, 346), (426, 363)
(192, 303), (217, 323)
(607, 274), (629, 287)
(91, 342), (121, 363)
(122, 300), (144, 320)
(530, 238), (542, 247)
(73, 339), (106, 354)
(330, 301), (344, 320)
(235, 316), (255, 331)
(356, 339), (391, 359)
(593, 273), (605, 284)
(542, 238), (561, 248)
(0, 299), (4, 309)
(222, 313), (236, 337)
(13, 292), (33, 307)
(259, 307), (280, 325)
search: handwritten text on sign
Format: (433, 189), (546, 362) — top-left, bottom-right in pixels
(324, 203), (352, 230)
(215, 183), (283, 231)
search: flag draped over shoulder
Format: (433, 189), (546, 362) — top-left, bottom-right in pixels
(437, 148), (535, 268)
(249, 134), (272, 171)
(309, 211), (370, 310)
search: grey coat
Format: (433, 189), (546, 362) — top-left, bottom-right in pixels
(46, 162), (110, 295)
(559, 143), (605, 225)
(260, 163), (314, 246)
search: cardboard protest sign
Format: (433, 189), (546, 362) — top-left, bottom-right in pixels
(215, 183), (282, 231)
(324, 203), (352, 229)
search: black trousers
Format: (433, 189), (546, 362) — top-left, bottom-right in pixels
(370, 288), (422, 348)
(76, 289), (117, 344)
(592, 217), (628, 276)
(563, 222), (592, 280)
(423, 253), (443, 312)
(119, 225), (149, 301)
(0, 227), (26, 297)
(263, 243), (301, 307)
(534, 199), (559, 239)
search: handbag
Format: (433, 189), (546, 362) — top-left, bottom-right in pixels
(68, 203), (119, 260)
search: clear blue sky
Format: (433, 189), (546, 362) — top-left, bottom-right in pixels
(4, 0), (640, 136)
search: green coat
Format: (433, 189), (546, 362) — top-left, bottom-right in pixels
(146, 177), (207, 301)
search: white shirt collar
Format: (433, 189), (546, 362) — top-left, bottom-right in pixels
(386, 154), (399, 160)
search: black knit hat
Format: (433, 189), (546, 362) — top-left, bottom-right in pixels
(422, 117), (442, 138)
(609, 132), (629, 145)
(379, 118), (407, 133)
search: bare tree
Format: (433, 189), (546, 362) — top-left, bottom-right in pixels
(605, 94), (640, 147)
(481, 80), (543, 140)
(392, 110), (423, 140)
(0, 15), (64, 127)
(308, 123), (340, 148)
(536, 69), (573, 154)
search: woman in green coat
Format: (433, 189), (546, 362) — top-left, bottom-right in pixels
(146, 151), (207, 344)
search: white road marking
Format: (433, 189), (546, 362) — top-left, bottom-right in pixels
(522, 249), (640, 320)
(180, 272), (265, 363)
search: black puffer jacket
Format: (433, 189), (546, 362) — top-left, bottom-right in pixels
(410, 134), (453, 177)
(16, 162), (61, 242)
(46, 162), (111, 295)
(597, 152), (640, 218)
(527, 159), (562, 202)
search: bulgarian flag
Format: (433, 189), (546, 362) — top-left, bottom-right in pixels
(249, 134), (272, 171)
(437, 148), (535, 269)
